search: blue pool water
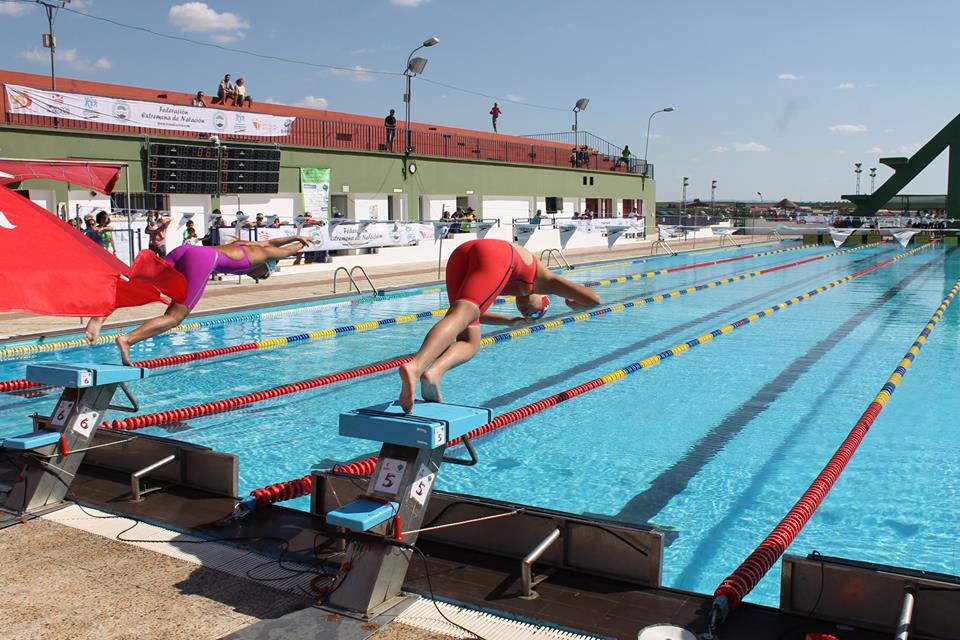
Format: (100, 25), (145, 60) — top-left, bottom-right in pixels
(2, 239), (958, 606)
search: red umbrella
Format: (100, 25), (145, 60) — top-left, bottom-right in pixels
(0, 186), (186, 316)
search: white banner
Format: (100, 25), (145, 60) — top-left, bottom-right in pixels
(558, 224), (577, 249)
(829, 228), (855, 248)
(891, 229), (920, 248)
(5, 84), (294, 137)
(476, 221), (496, 239)
(222, 222), (435, 252)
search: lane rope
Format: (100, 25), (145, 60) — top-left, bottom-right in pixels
(711, 271), (960, 628)
(96, 242), (880, 430)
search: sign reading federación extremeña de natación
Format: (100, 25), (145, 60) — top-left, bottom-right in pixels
(4, 84), (295, 137)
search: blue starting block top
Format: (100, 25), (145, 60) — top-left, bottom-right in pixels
(25, 362), (149, 388)
(326, 498), (399, 532)
(340, 401), (492, 449)
(2, 430), (61, 450)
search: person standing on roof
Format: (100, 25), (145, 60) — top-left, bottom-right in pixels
(489, 102), (502, 133)
(384, 109), (397, 150)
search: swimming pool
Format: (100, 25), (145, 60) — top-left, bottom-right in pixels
(2, 239), (957, 606)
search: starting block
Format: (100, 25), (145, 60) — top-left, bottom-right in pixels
(1, 362), (147, 521)
(326, 401), (491, 616)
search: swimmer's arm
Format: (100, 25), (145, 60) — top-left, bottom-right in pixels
(544, 275), (600, 310)
(264, 236), (312, 248)
(479, 311), (526, 326)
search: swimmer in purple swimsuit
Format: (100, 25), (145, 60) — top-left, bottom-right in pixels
(85, 235), (312, 365)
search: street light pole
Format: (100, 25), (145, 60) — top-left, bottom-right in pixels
(39, 0), (70, 92)
(711, 179), (717, 219)
(642, 106), (675, 178)
(869, 167), (877, 194)
(403, 36), (440, 167)
(854, 162), (863, 195)
(572, 98), (589, 149)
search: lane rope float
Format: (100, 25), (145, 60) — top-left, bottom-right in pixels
(97, 242), (884, 430)
(710, 272), (960, 630)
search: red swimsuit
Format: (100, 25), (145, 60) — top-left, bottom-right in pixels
(445, 239), (537, 325)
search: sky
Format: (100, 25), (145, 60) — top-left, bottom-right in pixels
(0, 0), (957, 202)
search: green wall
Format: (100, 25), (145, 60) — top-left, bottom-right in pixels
(0, 125), (656, 231)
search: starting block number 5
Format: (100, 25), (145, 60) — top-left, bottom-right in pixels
(373, 458), (406, 496)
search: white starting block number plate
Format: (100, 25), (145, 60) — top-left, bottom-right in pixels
(71, 411), (98, 438)
(79, 371), (93, 387)
(50, 401), (76, 427)
(409, 464), (436, 506)
(373, 458), (407, 496)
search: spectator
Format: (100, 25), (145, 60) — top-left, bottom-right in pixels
(192, 91), (206, 107)
(384, 109), (397, 150)
(270, 217), (282, 228)
(184, 227), (203, 246)
(234, 78), (252, 107)
(569, 148), (579, 168)
(572, 211), (581, 220)
(440, 210), (452, 222)
(578, 146), (590, 167)
(183, 219), (197, 241)
(530, 209), (543, 225)
(463, 207), (477, 222)
(95, 210), (115, 255)
(301, 212), (316, 226)
(68, 217), (80, 231)
(145, 211), (171, 257)
(332, 208), (345, 219)
(255, 213), (265, 227)
(489, 102), (502, 133)
(213, 74), (235, 105)
(615, 145), (632, 170)
(82, 216), (103, 246)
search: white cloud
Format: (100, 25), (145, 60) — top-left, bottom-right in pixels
(646, 133), (662, 140)
(330, 65), (372, 83)
(168, 2), (249, 42)
(390, 0), (431, 6)
(835, 82), (856, 90)
(262, 97), (281, 105)
(0, 2), (35, 16)
(778, 73), (803, 81)
(296, 96), (329, 109)
(711, 146), (730, 153)
(891, 143), (921, 155)
(732, 141), (770, 152)
(18, 47), (111, 72)
(504, 94), (525, 102)
(829, 124), (868, 133)
(865, 147), (885, 155)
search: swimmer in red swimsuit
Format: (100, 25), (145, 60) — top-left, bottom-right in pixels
(85, 235), (312, 365)
(398, 238), (600, 412)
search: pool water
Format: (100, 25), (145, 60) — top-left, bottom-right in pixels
(2, 240), (957, 606)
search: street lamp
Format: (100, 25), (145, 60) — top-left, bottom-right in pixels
(39, 0), (71, 91)
(403, 36), (440, 159)
(681, 177), (689, 216)
(854, 162), (863, 195)
(572, 98), (589, 148)
(711, 179), (717, 218)
(869, 167), (877, 194)
(642, 107), (675, 178)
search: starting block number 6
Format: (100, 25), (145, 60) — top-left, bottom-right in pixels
(71, 411), (98, 438)
(50, 401), (76, 427)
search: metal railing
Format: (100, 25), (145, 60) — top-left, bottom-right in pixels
(0, 83), (643, 176)
(522, 130), (651, 177)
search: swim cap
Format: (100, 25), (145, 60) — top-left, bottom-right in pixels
(525, 295), (550, 320)
(251, 258), (278, 283)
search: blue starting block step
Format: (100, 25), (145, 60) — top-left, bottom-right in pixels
(326, 498), (400, 532)
(2, 431), (61, 450)
(25, 362), (149, 388)
(339, 401), (492, 449)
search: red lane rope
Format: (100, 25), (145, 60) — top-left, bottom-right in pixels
(250, 475), (313, 509)
(711, 274), (960, 622)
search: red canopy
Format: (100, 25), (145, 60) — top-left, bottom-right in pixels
(0, 186), (186, 316)
(0, 159), (121, 195)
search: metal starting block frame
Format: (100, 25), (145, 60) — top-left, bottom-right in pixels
(325, 401), (490, 616)
(1, 363), (146, 522)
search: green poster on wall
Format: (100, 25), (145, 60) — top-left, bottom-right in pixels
(300, 167), (331, 217)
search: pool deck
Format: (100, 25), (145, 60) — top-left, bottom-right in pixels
(0, 463), (888, 640)
(0, 235), (768, 341)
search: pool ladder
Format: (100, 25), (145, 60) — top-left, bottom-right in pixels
(333, 265), (381, 295)
(539, 248), (570, 269)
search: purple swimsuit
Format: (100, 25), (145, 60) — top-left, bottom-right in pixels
(164, 245), (253, 309)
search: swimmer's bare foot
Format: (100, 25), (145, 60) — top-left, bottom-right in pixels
(398, 362), (420, 413)
(115, 335), (133, 366)
(84, 317), (106, 345)
(420, 369), (443, 404)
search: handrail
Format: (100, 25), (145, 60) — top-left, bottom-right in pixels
(332, 267), (360, 294)
(130, 453), (177, 501)
(520, 528), (561, 599)
(539, 248), (570, 268)
(350, 265), (378, 295)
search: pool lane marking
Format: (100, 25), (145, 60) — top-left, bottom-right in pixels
(714, 268), (960, 615)
(0, 242), (814, 359)
(561, 238), (792, 272)
(330, 240), (938, 478)
(616, 249), (947, 526)
(100, 241), (891, 431)
(4, 243), (869, 396)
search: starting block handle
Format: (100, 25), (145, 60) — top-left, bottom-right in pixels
(441, 435), (479, 467)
